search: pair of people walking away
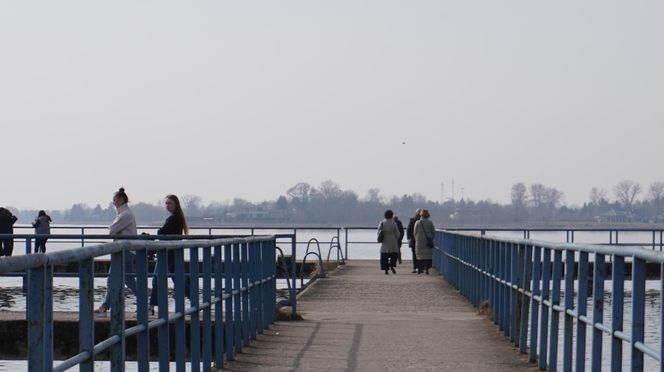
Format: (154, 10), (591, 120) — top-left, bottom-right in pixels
(377, 209), (401, 274)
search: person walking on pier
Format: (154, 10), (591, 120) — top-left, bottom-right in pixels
(394, 216), (405, 265)
(32, 210), (52, 253)
(414, 209), (435, 274)
(406, 209), (421, 273)
(96, 187), (138, 313)
(0, 207), (18, 257)
(149, 194), (190, 315)
(378, 209), (401, 274)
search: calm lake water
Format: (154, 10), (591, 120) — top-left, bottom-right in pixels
(1, 227), (662, 370)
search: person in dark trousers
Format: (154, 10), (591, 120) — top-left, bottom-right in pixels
(0, 207), (18, 257)
(378, 209), (401, 274)
(406, 208), (422, 273)
(32, 210), (52, 253)
(394, 216), (405, 264)
(149, 194), (190, 315)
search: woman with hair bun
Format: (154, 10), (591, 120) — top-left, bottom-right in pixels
(149, 194), (190, 315)
(96, 187), (138, 313)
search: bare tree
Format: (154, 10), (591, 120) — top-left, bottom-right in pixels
(181, 194), (203, 214)
(511, 183), (527, 222)
(650, 182), (664, 216)
(613, 180), (642, 211)
(286, 182), (312, 205)
(589, 187), (608, 205)
(365, 188), (382, 203)
(529, 184), (547, 208)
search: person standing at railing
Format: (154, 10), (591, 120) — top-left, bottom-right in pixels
(0, 207), (18, 257)
(96, 187), (138, 313)
(32, 210), (52, 253)
(406, 208), (422, 273)
(148, 194), (190, 315)
(413, 209), (435, 275)
(378, 209), (401, 275)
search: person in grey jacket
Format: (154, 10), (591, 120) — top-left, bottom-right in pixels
(414, 209), (436, 274)
(378, 209), (401, 274)
(96, 187), (138, 313)
(32, 210), (52, 253)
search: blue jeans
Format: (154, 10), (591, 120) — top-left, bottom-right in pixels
(149, 260), (190, 306)
(101, 251), (137, 310)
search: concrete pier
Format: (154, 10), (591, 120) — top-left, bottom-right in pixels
(223, 260), (533, 371)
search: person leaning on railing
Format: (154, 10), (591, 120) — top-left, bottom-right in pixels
(0, 207), (18, 257)
(32, 210), (52, 253)
(96, 187), (138, 313)
(148, 194), (191, 315)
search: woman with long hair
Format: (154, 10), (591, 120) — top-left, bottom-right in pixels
(149, 194), (190, 314)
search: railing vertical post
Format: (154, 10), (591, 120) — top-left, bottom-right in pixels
(190, 246), (201, 372)
(79, 258), (95, 372)
(28, 265), (45, 372)
(576, 251), (589, 372)
(241, 242), (250, 346)
(174, 247), (186, 372)
(233, 242), (243, 353)
(156, 248), (170, 372)
(344, 228), (349, 260)
(256, 241), (265, 334)
(492, 240), (499, 326)
(510, 242), (519, 343)
(44, 264), (53, 372)
(223, 244), (234, 362)
(591, 253), (606, 371)
(563, 250), (575, 371)
(290, 235), (298, 320)
(503, 241), (511, 337)
(202, 246), (212, 370)
(109, 250), (126, 372)
(660, 263), (664, 372)
(548, 249), (563, 372)
(529, 245), (541, 364)
(519, 244), (532, 354)
(631, 257), (646, 372)
(214, 245), (224, 367)
(538, 248), (551, 370)
(611, 256), (625, 372)
(135, 248), (149, 372)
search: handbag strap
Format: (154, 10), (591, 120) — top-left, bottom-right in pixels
(419, 220), (431, 240)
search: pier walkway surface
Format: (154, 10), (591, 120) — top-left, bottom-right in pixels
(223, 260), (533, 371)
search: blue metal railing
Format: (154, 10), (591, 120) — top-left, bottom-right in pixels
(0, 235), (278, 372)
(433, 230), (664, 371)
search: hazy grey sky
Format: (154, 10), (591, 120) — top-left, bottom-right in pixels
(2, 1), (662, 210)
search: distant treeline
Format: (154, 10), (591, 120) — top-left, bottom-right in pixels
(6, 179), (664, 227)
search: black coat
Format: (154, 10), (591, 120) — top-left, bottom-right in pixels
(158, 214), (185, 265)
(0, 214), (17, 234)
(406, 216), (420, 248)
